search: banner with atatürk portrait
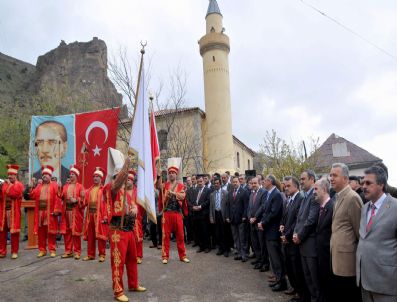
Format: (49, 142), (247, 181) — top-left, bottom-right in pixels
(30, 108), (120, 187)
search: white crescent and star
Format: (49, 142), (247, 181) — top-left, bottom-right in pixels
(85, 121), (109, 156)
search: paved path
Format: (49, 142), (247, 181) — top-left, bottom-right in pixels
(0, 240), (286, 302)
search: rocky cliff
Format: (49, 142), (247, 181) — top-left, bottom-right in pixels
(0, 37), (124, 115)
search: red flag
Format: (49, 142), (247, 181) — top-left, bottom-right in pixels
(150, 109), (160, 181)
(75, 108), (120, 188)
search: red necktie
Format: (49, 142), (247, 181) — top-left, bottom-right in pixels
(233, 189), (237, 199)
(366, 204), (376, 232)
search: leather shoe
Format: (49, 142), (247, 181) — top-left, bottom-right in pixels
(241, 258), (247, 262)
(284, 288), (296, 295)
(204, 248), (210, 253)
(251, 260), (259, 265)
(11, 253), (18, 259)
(254, 264), (263, 270)
(224, 251), (229, 257)
(162, 259), (168, 264)
(129, 285), (146, 292)
(216, 250), (223, 255)
(262, 265), (270, 272)
(114, 294), (129, 302)
(37, 251), (46, 258)
(271, 281), (288, 292)
(196, 248), (204, 253)
(181, 257), (190, 263)
(234, 256), (242, 260)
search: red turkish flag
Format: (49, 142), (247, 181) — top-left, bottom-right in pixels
(150, 109), (160, 181)
(75, 108), (120, 188)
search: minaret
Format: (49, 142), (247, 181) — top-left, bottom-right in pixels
(199, 0), (234, 173)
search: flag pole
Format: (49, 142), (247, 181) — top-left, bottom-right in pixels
(121, 41), (146, 227)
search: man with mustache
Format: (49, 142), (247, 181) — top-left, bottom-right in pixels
(357, 165), (397, 302)
(34, 121), (69, 184)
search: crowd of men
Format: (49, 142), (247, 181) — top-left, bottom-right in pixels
(1, 160), (397, 302)
(146, 162), (395, 302)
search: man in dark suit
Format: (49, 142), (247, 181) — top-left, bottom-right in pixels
(258, 174), (286, 292)
(226, 176), (248, 261)
(185, 176), (197, 245)
(280, 176), (306, 301)
(314, 178), (334, 302)
(209, 178), (231, 256)
(293, 169), (320, 302)
(191, 175), (211, 253)
(247, 177), (267, 270)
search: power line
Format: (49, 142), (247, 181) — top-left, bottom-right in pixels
(298, 0), (397, 63)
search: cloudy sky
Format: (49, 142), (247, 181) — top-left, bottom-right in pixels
(1, 0), (397, 183)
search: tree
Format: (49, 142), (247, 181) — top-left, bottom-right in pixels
(257, 129), (319, 180)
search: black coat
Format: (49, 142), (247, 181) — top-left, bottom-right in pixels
(191, 186), (211, 219)
(247, 188), (266, 219)
(258, 188), (284, 241)
(281, 192), (304, 242)
(315, 197), (334, 271)
(226, 186), (248, 224)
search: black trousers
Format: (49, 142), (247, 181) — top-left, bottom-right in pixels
(193, 217), (210, 249)
(266, 239), (285, 281)
(333, 274), (362, 302)
(214, 211), (233, 252)
(301, 255), (320, 302)
(183, 214), (194, 242)
(250, 223), (261, 262)
(284, 243), (308, 299)
(259, 230), (270, 267)
(150, 214), (162, 246)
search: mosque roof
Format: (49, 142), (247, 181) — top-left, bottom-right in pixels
(206, 0), (222, 18)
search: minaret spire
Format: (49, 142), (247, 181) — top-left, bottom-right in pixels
(206, 0), (222, 18)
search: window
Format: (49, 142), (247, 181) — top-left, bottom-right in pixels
(248, 159), (250, 169)
(158, 129), (168, 151)
(237, 152), (240, 168)
(212, 56), (215, 62)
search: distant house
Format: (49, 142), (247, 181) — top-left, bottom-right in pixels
(310, 133), (382, 177)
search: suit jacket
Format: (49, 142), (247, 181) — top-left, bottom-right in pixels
(281, 192), (304, 242)
(191, 186), (211, 219)
(247, 188), (266, 219)
(259, 187), (284, 240)
(316, 197), (335, 272)
(226, 186), (248, 224)
(331, 185), (362, 277)
(356, 194), (397, 295)
(186, 186), (196, 215)
(209, 189), (228, 223)
(294, 188), (319, 257)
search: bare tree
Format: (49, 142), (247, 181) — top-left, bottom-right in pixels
(257, 129), (320, 180)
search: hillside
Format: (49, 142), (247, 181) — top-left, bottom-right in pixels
(0, 37), (125, 176)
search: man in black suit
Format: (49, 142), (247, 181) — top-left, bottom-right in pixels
(226, 176), (248, 261)
(293, 170), (320, 302)
(209, 178), (230, 256)
(247, 177), (267, 269)
(258, 174), (286, 292)
(191, 175), (211, 253)
(185, 176), (196, 245)
(280, 176), (306, 301)
(314, 178), (334, 302)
